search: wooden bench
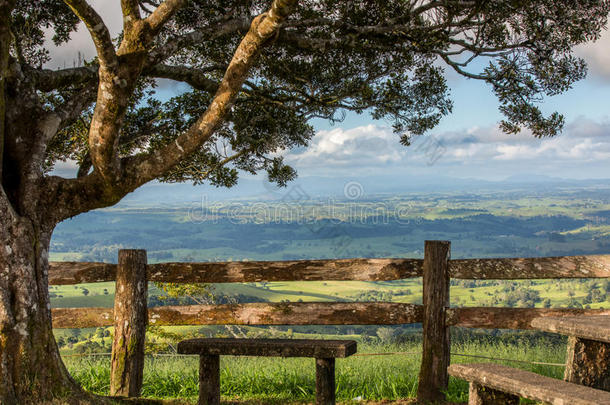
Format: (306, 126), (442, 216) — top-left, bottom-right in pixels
(531, 315), (610, 391)
(449, 363), (610, 405)
(177, 338), (357, 405)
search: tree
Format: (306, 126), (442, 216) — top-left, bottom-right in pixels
(0, 0), (608, 402)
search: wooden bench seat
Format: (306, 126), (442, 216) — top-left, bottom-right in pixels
(449, 363), (610, 405)
(177, 338), (357, 405)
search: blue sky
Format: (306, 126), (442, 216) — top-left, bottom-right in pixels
(47, 2), (610, 194)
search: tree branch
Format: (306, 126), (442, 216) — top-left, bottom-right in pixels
(171, 147), (252, 182)
(438, 52), (490, 80)
(53, 85), (98, 129)
(145, 0), (186, 35)
(64, 0), (118, 71)
(146, 64), (219, 92)
(77, 153), (92, 178)
(146, 17), (251, 66)
(122, 0), (297, 189)
(121, 0), (141, 30)
(30, 66), (98, 92)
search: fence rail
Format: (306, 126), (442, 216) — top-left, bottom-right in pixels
(51, 304), (610, 330)
(51, 302), (423, 328)
(48, 254), (610, 285)
(47, 243), (610, 401)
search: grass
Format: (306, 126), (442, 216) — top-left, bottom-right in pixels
(64, 340), (566, 403)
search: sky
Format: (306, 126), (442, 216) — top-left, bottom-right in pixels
(47, 2), (610, 200)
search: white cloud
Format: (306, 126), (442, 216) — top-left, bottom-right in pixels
(287, 125), (406, 171)
(575, 28), (610, 80)
(285, 117), (610, 179)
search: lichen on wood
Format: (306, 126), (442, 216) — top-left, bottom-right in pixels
(447, 307), (610, 330)
(110, 249), (148, 397)
(52, 302), (423, 328)
(449, 363), (610, 404)
(450, 255), (610, 279)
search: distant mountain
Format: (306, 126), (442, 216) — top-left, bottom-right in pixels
(116, 174), (610, 207)
(503, 174), (562, 183)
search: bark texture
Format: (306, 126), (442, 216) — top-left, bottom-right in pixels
(467, 382), (519, 405)
(531, 315), (610, 343)
(52, 302), (423, 328)
(47, 254), (610, 284)
(315, 358), (336, 405)
(146, 257), (423, 282)
(565, 336), (610, 391)
(417, 240), (451, 403)
(0, 207), (86, 403)
(110, 250), (148, 397)
(177, 338), (357, 358)
(48, 258), (423, 284)
(447, 307), (610, 329)
(198, 355), (220, 405)
(450, 255), (610, 279)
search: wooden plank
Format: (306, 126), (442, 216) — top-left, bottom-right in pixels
(531, 315), (610, 343)
(418, 240), (451, 403)
(468, 381), (519, 405)
(110, 250), (148, 397)
(48, 254), (610, 285)
(532, 315), (610, 391)
(448, 363), (610, 405)
(48, 258), (422, 284)
(199, 355), (220, 405)
(316, 358), (335, 405)
(564, 336), (610, 391)
(450, 255), (610, 279)
(49, 261), (116, 284)
(149, 302), (423, 326)
(52, 307), (114, 328)
(52, 302), (423, 328)
(177, 338), (357, 358)
(147, 258), (423, 283)
(447, 307), (610, 330)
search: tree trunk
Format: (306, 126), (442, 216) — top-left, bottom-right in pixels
(0, 213), (95, 403)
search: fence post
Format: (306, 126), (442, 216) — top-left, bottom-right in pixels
(417, 240), (451, 403)
(110, 249), (148, 397)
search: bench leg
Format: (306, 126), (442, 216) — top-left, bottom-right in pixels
(199, 354), (220, 405)
(316, 357), (335, 405)
(565, 336), (610, 391)
(468, 382), (519, 405)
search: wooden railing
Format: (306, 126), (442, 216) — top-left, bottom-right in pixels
(48, 242), (610, 401)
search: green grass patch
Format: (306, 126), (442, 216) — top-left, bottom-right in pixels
(65, 340), (565, 403)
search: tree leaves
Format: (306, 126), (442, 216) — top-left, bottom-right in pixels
(29, 0), (610, 185)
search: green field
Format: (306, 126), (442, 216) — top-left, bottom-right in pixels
(50, 278), (610, 310)
(50, 186), (610, 265)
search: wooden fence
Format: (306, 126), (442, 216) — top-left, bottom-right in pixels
(48, 241), (610, 401)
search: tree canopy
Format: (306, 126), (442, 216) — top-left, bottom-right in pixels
(2, 0), (608, 223)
